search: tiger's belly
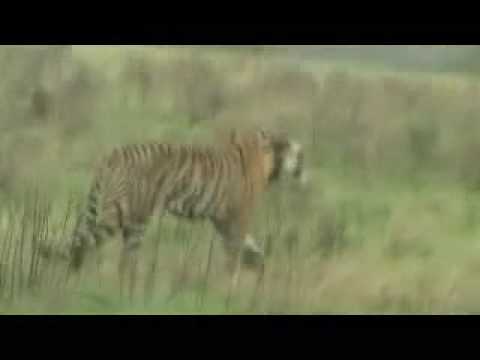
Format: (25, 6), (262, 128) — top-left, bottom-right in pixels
(165, 193), (212, 220)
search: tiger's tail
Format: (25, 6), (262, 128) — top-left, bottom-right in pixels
(36, 168), (105, 271)
(68, 175), (103, 271)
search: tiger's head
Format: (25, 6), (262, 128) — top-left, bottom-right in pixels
(262, 130), (306, 185)
(229, 128), (307, 187)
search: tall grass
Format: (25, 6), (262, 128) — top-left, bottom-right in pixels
(1, 45), (480, 314)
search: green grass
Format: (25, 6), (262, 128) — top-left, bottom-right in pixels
(2, 169), (480, 314)
(1, 45), (480, 314)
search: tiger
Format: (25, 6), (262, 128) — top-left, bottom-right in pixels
(44, 128), (306, 296)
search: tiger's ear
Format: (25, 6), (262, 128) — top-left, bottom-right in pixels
(256, 128), (273, 150)
(258, 128), (270, 142)
(229, 129), (242, 145)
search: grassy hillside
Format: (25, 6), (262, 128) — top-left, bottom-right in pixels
(1, 45), (480, 314)
(273, 45), (480, 73)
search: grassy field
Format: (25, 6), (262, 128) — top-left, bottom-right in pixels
(1, 45), (480, 314)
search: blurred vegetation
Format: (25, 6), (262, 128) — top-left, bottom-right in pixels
(275, 45), (480, 74)
(1, 45), (480, 314)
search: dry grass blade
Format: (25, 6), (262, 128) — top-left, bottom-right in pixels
(197, 233), (215, 310)
(0, 209), (15, 300)
(144, 223), (162, 305)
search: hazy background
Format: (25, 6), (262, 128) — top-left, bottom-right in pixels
(275, 45), (476, 70)
(1, 45), (480, 314)
(211, 45), (480, 72)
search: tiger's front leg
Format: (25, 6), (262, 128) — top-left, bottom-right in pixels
(243, 234), (266, 310)
(212, 216), (265, 309)
(226, 233), (266, 310)
(212, 217), (244, 306)
(243, 234), (265, 273)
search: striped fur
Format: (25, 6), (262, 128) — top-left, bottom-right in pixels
(67, 129), (305, 288)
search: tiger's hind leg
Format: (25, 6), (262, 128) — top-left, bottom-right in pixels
(144, 210), (166, 305)
(67, 221), (112, 273)
(119, 223), (145, 302)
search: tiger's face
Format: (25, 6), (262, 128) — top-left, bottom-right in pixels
(227, 128), (307, 187)
(280, 140), (305, 181)
(257, 130), (307, 186)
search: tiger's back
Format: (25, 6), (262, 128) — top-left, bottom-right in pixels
(91, 141), (252, 224)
